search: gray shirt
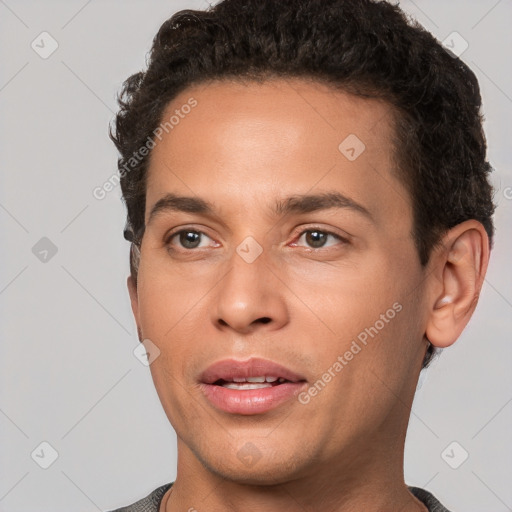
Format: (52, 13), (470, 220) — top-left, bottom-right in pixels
(107, 483), (452, 511)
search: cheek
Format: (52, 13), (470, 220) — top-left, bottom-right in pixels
(286, 252), (408, 330)
(299, 248), (423, 379)
(136, 253), (211, 331)
(136, 264), (207, 423)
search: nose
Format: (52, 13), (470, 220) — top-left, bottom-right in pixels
(212, 249), (289, 334)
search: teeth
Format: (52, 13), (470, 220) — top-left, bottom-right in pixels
(246, 376), (265, 383)
(228, 376), (280, 383)
(222, 382), (273, 390)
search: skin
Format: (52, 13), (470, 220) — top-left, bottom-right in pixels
(127, 79), (489, 512)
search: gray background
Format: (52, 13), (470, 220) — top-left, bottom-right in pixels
(1, 1), (510, 511)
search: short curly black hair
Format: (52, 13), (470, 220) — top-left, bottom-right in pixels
(110, 0), (495, 368)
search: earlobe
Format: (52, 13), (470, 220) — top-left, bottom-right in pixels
(127, 275), (141, 340)
(425, 220), (490, 349)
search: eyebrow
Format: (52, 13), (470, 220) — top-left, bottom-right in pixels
(273, 192), (372, 220)
(147, 191), (373, 225)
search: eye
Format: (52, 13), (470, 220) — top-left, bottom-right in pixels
(166, 229), (216, 250)
(293, 229), (347, 249)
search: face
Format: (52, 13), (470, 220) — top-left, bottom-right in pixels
(129, 79), (431, 484)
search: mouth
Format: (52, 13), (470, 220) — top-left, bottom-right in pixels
(199, 357), (308, 415)
(212, 376), (294, 390)
(199, 357), (307, 386)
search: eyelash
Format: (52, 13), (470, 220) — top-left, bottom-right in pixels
(164, 227), (349, 252)
(291, 229), (349, 249)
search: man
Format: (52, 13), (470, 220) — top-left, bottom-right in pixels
(108, 0), (495, 510)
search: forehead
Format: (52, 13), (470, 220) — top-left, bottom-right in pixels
(145, 78), (409, 225)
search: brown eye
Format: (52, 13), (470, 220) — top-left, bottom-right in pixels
(179, 231), (201, 248)
(295, 229), (347, 249)
(167, 230), (212, 249)
(305, 230), (328, 248)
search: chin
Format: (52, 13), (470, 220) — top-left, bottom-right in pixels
(199, 447), (311, 486)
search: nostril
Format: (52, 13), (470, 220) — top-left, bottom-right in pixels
(216, 317), (272, 329)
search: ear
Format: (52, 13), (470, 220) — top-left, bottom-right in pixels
(425, 220), (490, 349)
(127, 275), (142, 341)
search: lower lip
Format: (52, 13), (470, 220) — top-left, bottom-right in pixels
(200, 382), (307, 415)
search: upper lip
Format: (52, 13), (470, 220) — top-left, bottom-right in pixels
(199, 357), (307, 384)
